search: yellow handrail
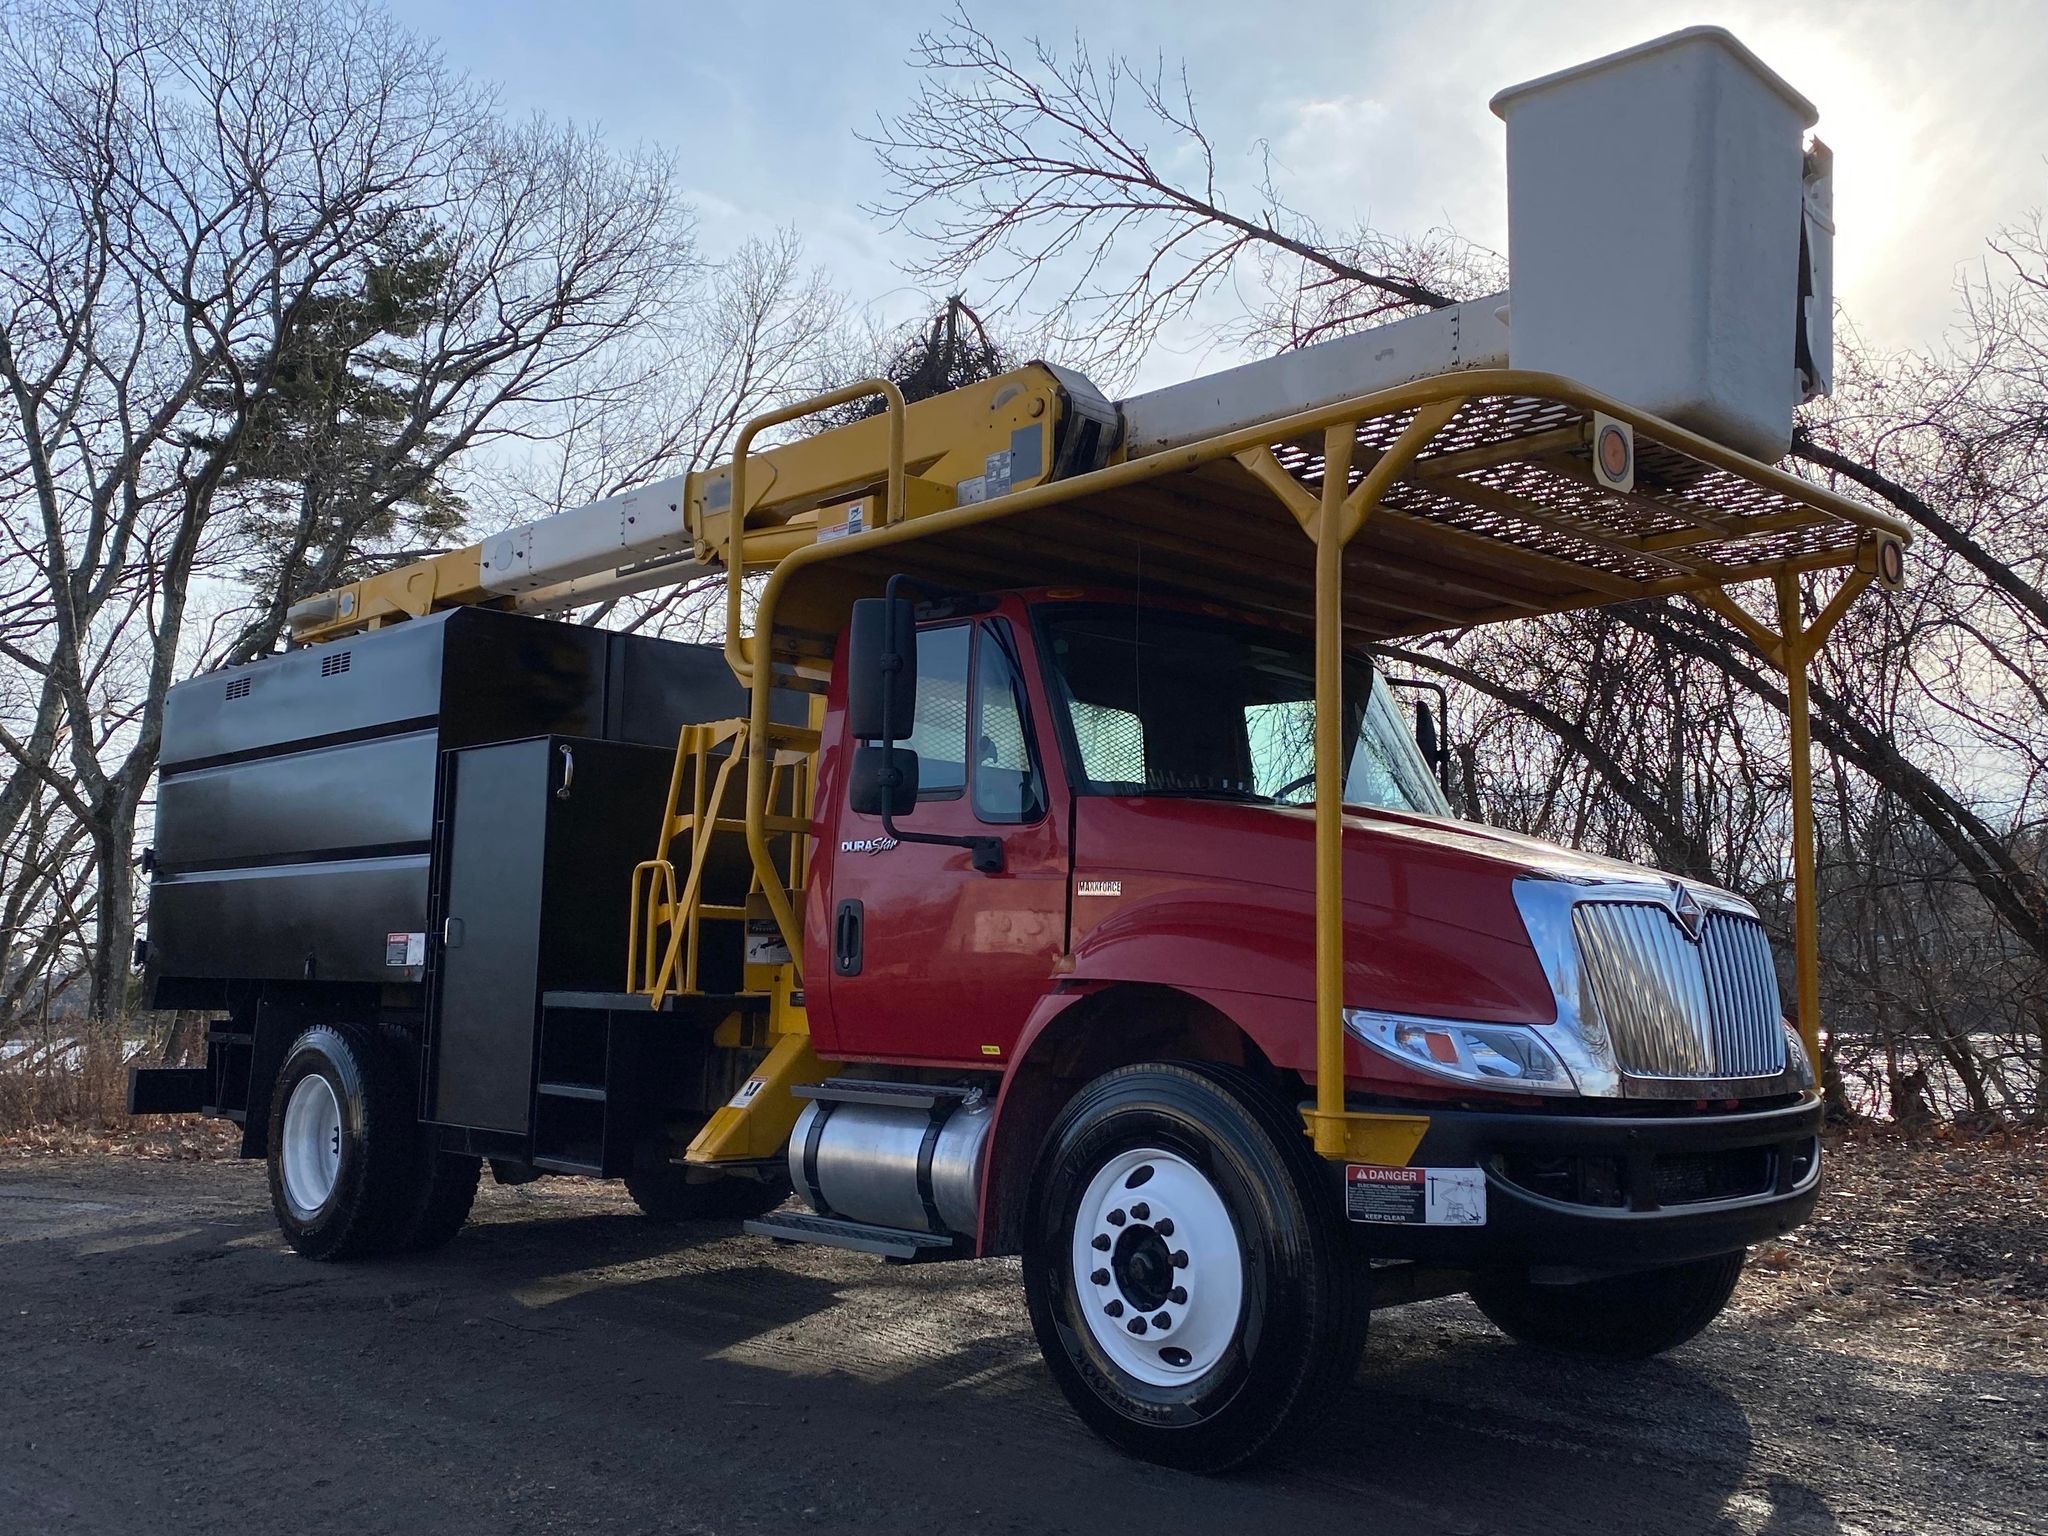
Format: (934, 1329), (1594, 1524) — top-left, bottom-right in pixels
(723, 378), (906, 686)
(720, 379), (906, 987)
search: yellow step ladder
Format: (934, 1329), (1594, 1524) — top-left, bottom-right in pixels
(627, 714), (818, 1007)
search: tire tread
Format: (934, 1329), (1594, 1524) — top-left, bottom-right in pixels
(1024, 1060), (1368, 1472)
(1470, 1249), (1746, 1358)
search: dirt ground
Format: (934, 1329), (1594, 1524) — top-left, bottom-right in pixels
(0, 1130), (2041, 1536)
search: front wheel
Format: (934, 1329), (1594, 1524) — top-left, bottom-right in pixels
(1023, 1062), (1369, 1472)
(1469, 1250), (1747, 1358)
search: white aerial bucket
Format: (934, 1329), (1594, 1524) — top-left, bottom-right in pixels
(1492, 27), (1829, 461)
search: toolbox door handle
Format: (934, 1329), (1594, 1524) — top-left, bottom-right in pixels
(555, 744), (575, 800)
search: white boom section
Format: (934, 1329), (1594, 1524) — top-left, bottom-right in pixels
(500, 297), (1511, 615)
(1116, 294), (1510, 458)
(480, 474), (698, 600)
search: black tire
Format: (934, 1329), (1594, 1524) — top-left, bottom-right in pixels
(625, 1165), (790, 1222)
(1470, 1250), (1747, 1359)
(393, 1150), (482, 1253)
(265, 1024), (418, 1261)
(1022, 1062), (1369, 1473)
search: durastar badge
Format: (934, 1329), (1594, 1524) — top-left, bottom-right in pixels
(840, 836), (898, 855)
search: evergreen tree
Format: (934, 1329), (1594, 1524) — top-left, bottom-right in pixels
(196, 222), (469, 635)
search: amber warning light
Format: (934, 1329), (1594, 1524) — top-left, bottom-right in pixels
(1592, 413), (1635, 493)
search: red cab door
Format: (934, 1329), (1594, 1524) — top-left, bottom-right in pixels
(815, 614), (1067, 1068)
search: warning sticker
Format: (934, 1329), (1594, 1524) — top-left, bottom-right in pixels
(817, 499), (865, 543)
(744, 918), (792, 967)
(728, 1077), (766, 1110)
(385, 931), (426, 968)
(1345, 1165), (1487, 1226)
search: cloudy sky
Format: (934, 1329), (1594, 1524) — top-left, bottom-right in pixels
(396, 0), (2046, 384)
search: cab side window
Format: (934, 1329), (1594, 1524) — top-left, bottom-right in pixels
(972, 622), (1044, 823)
(906, 623), (970, 798)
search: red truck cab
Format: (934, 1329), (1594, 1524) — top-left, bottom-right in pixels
(793, 587), (1819, 1461)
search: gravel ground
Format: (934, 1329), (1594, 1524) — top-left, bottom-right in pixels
(0, 1128), (2041, 1535)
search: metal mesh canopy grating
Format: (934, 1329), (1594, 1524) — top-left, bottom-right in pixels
(1270, 394), (1870, 598)
(803, 376), (1908, 647)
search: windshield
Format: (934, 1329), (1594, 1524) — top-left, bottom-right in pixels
(1038, 606), (1452, 816)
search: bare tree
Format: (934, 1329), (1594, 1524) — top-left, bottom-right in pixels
(866, 11), (1487, 376)
(476, 228), (852, 638)
(0, 0), (695, 1017)
(874, 19), (2048, 1122)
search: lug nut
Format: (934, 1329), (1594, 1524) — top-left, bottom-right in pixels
(1092, 1233), (1111, 1251)
(1169, 1285), (1187, 1305)
(1090, 1268), (1109, 1286)
(1104, 1299), (1124, 1318)
(1171, 1250), (1189, 1268)
(1152, 1312), (1171, 1329)
(1106, 1208), (1127, 1227)
(1130, 1202), (1150, 1221)
(1127, 1317), (1148, 1335)
(1154, 1217), (1174, 1237)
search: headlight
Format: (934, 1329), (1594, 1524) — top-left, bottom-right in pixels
(1782, 1020), (1816, 1091)
(1344, 1008), (1581, 1096)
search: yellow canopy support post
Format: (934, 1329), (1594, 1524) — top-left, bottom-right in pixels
(1300, 398), (1467, 1159)
(1693, 560), (1877, 1080)
(1776, 570), (1824, 1079)
(1311, 422), (1358, 1160)
(726, 379), (909, 977)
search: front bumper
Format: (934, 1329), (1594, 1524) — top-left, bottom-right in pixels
(1332, 1096), (1823, 1271)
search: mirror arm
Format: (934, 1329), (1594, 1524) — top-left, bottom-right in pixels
(879, 809), (1005, 874)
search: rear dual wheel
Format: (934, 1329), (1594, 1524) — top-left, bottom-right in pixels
(1024, 1062), (1369, 1473)
(267, 1024), (478, 1261)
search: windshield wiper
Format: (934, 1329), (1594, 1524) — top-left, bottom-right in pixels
(1136, 785), (1278, 805)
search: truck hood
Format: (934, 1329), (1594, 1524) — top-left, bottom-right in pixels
(1066, 796), (1712, 1025)
(1078, 795), (1663, 893)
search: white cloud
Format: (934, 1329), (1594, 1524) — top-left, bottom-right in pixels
(402, 0), (2048, 365)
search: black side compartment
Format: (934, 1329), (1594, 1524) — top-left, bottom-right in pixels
(143, 608), (766, 1000)
(426, 736), (674, 1135)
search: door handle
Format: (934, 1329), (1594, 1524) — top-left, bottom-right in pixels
(834, 899), (863, 977)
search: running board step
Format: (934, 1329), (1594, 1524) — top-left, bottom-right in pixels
(532, 1154), (603, 1176)
(746, 1210), (961, 1262)
(792, 1078), (976, 1112)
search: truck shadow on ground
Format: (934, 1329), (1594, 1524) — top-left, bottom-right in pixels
(43, 1184), (2019, 1534)
(407, 1205), (1822, 1531)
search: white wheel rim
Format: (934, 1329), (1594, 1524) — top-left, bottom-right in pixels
(1070, 1146), (1244, 1387)
(281, 1073), (343, 1218)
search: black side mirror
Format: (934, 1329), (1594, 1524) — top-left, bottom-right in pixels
(843, 575), (1004, 875)
(847, 597), (917, 741)
(1386, 674), (1453, 798)
(1413, 700), (1444, 780)
(850, 744), (920, 818)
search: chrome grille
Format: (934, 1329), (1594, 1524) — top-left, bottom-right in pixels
(1571, 902), (1787, 1080)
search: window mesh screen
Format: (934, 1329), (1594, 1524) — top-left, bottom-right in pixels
(909, 626), (971, 791)
(1071, 701), (1145, 784)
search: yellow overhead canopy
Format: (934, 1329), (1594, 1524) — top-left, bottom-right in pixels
(767, 369), (1909, 648)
